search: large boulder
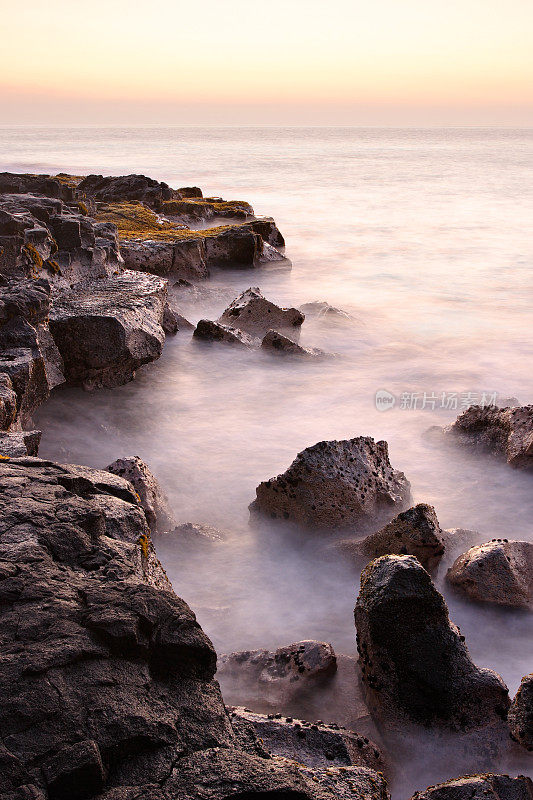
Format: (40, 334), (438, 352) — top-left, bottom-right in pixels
(218, 287), (304, 337)
(229, 707), (384, 772)
(203, 226), (264, 268)
(0, 429), (41, 456)
(339, 504), (446, 573)
(354, 555), (510, 732)
(410, 774), (533, 800)
(447, 540), (533, 609)
(0, 171), (79, 201)
(508, 673), (533, 750)
(77, 173), (176, 209)
(106, 455), (176, 533)
(49, 270), (167, 389)
(250, 437), (411, 530)
(444, 404), (533, 470)
(245, 216), (285, 247)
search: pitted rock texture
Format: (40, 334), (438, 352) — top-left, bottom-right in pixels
(508, 673), (533, 750)
(193, 319), (255, 348)
(0, 171), (78, 201)
(409, 774), (533, 800)
(220, 640), (337, 687)
(447, 540), (533, 609)
(261, 329), (329, 359)
(229, 707), (384, 772)
(106, 456), (176, 533)
(49, 270), (167, 389)
(444, 404), (533, 470)
(250, 437), (411, 530)
(339, 504), (446, 573)
(163, 522), (225, 547)
(354, 555), (510, 732)
(77, 173), (177, 209)
(245, 216), (285, 247)
(203, 227), (264, 268)
(218, 287), (304, 337)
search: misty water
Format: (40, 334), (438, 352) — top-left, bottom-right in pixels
(2, 127), (532, 794)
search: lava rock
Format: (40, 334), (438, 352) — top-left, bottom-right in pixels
(203, 227), (264, 268)
(218, 287), (304, 337)
(193, 319), (255, 347)
(0, 429), (41, 456)
(120, 237), (209, 282)
(299, 301), (352, 322)
(220, 640), (337, 688)
(447, 540), (533, 609)
(354, 555), (510, 731)
(245, 216), (285, 247)
(250, 436), (411, 529)
(409, 774), (533, 800)
(444, 404), (533, 470)
(229, 707), (384, 772)
(106, 456), (176, 533)
(508, 673), (533, 750)
(49, 270), (167, 389)
(77, 173), (176, 209)
(339, 504), (446, 572)
(261, 329), (329, 358)
(163, 522), (225, 547)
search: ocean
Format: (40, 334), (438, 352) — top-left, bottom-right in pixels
(2, 126), (532, 792)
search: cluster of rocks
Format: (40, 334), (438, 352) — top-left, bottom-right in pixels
(194, 286), (331, 358)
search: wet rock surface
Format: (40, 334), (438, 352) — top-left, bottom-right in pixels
(193, 318), (256, 347)
(218, 287), (304, 337)
(106, 456), (177, 533)
(250, 437), (411, 529)
(444, 404), (533, 470)
(49, 271), (167, 389)
(354, 555), (510, 734)
(409, 774), (533, 800)
(508, 673), (533, 750)
(261, 329), (330, 358)
(447, 540), (533, 609)
(339, 504), (446, 573)
(229, 707), (384, 772)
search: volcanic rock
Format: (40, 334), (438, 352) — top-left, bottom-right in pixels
(106, 455), (176, 533)
(508, 673), (533, 750)
(218, 287), (304, 337)
(444, 404), (533, 470)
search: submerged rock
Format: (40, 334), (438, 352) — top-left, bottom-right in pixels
(339, 504), (446, 573)
(508, 673), (533, 750)
(410, 774), (533, 800)
(106, 455), (176, 533)
(218, 287), (304, 337)
(250, 436), (411, 529)
(164, 522), (225, 547)
(229, 707), (384, 772)
(447, 540), (533, 609)
(444, 404), (533, 470)
(49, 270), (167, 389)
(300, 300), (353, 322)
(220, 640), (337, 688)
(261, 329), (330, 358)
(354, 555), (510, 732)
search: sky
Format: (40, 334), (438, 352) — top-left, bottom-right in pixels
(1, 0), (532, 126)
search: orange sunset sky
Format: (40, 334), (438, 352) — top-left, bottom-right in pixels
(1, 0), (532, 125)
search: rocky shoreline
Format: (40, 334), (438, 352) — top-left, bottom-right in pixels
(0, 170), (531, 800)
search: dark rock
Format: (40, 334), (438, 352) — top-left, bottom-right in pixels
(250, 437), (411, 530)
(338, 504), (446, 573)
(49, 271), (167, 389)
(354, 555), (510, 732)
(261, 329), (329, 358)
(0, 373), (17, 429)
(77, 174), (176, 209)
(106, 456), (176, 533)
(444, 405), (533, 470)
(409, 774), (533, 800)
(203, 227), (264, 268)
(193, 319), (255, 347)
(0, 429), (41, 456)
(0, 172), (77, 201)
(163, 522), (225, 547)
(178, 186), (203, 198)
(245, 216), (285, 247)
(220, 640), (337, 689)
(229, 707), (384, 772)
(508, 673), (533, 750)
(447, 540), (533, 609)
(43, 740), (105, 800)
(218, 287), (304, 337)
